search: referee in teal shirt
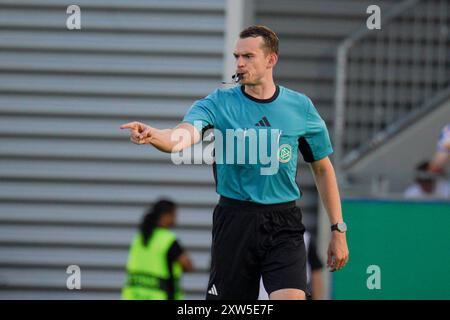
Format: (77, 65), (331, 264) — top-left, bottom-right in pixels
(121, 25), (349, 300)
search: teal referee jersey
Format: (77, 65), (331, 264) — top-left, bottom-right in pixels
(182, 85), (333, 204)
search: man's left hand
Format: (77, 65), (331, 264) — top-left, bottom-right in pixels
(327, 232), (349, 272)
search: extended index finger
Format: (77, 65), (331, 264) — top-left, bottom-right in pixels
(120, 122), (140, 130)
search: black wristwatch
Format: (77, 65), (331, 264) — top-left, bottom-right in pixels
(331, 222), (347, 233)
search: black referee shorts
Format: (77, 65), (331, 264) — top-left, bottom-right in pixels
(205, 196), (307, 300)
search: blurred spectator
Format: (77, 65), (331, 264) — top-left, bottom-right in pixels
(404, 161), (450, 199)
(258, 231), (324, 300)
(122, 199), (193, 300)
(429, 124), (450, 173)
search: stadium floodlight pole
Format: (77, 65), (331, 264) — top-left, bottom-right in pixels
(223, 0), (254, 84)
(333, 39), (352, 185)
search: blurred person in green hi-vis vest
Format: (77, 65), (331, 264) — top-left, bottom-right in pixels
(122, 199), (194, 300)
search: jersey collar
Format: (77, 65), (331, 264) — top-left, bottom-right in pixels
(241, 85), (280, 103)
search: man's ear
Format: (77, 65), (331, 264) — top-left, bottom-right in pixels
(267, 53), (278, 68)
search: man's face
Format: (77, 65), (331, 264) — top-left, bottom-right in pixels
(233, 36), (277, 85)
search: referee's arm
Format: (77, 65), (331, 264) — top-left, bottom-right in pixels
(310, 156), (349, 272)
(120, 122), (200, 153)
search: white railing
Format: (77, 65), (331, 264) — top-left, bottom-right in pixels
(334, 0), (450, 173)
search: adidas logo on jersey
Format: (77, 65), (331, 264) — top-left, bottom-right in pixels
(208, 284), (218, 296)
(255, 116), (271, 127)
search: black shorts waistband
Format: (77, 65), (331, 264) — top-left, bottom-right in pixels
(218, 196), (296, 212)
